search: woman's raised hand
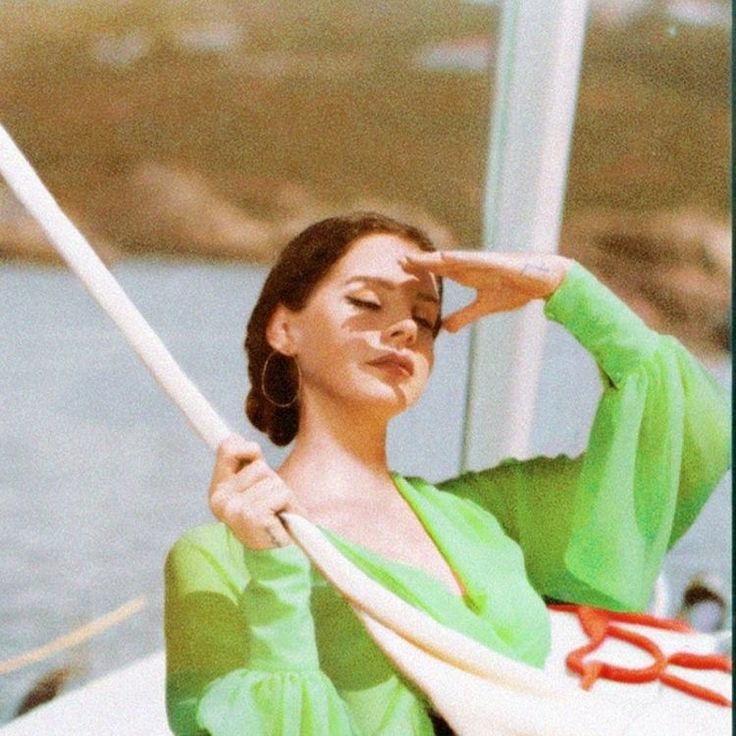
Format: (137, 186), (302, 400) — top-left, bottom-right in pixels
(208, 434), (304, 550)
(402, 251), (573, 333)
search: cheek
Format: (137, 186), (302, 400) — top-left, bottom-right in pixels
(411, 345), (434, 392)
(420, 338), (435, 372)
(297, 326), (366, 377)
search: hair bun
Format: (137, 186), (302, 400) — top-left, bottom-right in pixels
(245, 389), (267, 434)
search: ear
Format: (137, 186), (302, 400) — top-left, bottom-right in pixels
(266, 304), (298, 356)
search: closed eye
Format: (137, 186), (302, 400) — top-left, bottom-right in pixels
(349, 296), (439, 335)
(413, 314), (435, 331)
(347, 296), (381, 310)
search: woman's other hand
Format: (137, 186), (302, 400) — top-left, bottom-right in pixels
(208, 434), (303, 550)
(402, 251), (573, 332)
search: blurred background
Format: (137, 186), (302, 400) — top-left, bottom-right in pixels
(0, 0), (731, 725)
(0, 0), (730, 350)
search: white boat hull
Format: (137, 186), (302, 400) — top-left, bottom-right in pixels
(1, 611), (729, 735)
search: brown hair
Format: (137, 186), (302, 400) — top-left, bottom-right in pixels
(244, 211), (442, 445)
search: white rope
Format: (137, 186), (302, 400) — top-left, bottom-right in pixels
(0, 597), (146, 676)
(0, 125), (229, 452)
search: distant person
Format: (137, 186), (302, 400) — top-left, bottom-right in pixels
(164, 212), (730, 735)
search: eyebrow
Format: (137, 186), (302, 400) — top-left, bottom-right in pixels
(344, 276), (440, 304)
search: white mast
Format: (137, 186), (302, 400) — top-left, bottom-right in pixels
(462, 0), (589, 469)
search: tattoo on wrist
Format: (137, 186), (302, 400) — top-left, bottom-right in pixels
(267, 529), (281, 547)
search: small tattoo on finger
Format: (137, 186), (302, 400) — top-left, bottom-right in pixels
(521, 263), (551, 276)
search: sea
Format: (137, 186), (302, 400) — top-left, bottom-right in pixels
(0, 260), (731, 724)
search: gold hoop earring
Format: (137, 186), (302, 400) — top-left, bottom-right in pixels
(261, 351), (301, 408)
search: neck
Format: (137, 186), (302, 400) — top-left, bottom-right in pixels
(278, 392), (393, 508)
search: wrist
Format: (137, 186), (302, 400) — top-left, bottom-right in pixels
(544, 256), (574, 296)
(555, 256), (574, 287)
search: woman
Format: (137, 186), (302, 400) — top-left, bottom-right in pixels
(165, 212), (730, 735)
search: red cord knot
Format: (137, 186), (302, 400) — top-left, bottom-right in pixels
(549, 604), (732, 707)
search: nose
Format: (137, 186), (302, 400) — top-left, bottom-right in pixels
(385, 316), (417, 347)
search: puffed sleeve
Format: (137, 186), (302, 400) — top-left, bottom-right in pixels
(164, 524), (358, 735)
(438, 263), (731, 612)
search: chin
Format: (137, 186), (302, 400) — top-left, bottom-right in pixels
(323, 367), (427, 416)
(359, 380), (423, 415)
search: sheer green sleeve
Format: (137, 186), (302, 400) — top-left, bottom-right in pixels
(438, 263), (731, 611)
(164, 524), (357, 735)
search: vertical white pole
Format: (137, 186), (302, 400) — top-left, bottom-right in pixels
(461, 0), (589, 470)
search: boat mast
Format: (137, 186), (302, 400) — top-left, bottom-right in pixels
(461, 0), (590, 470)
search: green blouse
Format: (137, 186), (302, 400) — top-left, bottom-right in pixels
(164, 264), (731, 735)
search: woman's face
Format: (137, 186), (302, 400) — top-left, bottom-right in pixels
(270, 233), (441, 418)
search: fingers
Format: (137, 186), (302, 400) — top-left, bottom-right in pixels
(217, 434), (263, 467)
(402, 251), (512, 294)
(404, 250), (571, 289)
(209, 474), (294, 549)
(260, 517), (292, 548)
(211, 434), (263, 486)
(442, 298), (490, 333)
(402, 250), (485, 276)
(404, 251), (573, 330)
(208, 435), (301, 550)
(210, 471), (282, 517)
(442, 278), (538, 331)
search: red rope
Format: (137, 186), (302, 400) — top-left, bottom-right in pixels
(548, 604), (732, 707)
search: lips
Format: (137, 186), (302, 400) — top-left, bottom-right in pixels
(367, 352), (414, 378)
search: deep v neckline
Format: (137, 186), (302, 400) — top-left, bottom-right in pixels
(309, 474), (554, 666)
(389, 471), (471, 601)
(314, 472), (472, 604)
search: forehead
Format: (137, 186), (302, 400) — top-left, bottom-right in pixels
(332, 233), (437, 292)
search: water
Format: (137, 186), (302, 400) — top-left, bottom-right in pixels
(0, 261), (730, 724)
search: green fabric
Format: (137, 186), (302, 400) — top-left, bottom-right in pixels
(164, 263), (731, 735)
(443, 264), (731, 611)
